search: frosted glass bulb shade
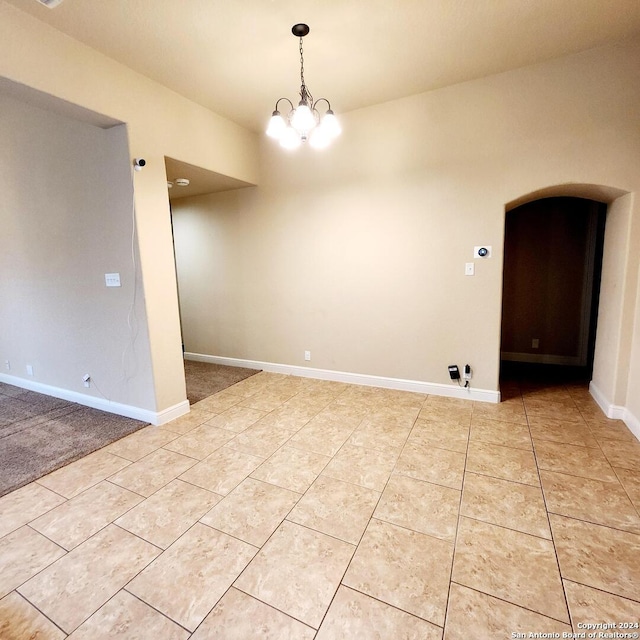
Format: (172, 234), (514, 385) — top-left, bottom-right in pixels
(309, 126), (331, 149)
(291, 103), (316, 133)
(266, 112), (287, 139)
(322, 111), (341, 139)
(279, 127), (302, 149)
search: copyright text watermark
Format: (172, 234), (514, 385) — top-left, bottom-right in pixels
(510, 623), (639, 639)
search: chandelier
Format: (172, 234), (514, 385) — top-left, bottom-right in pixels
(266, 24), (341, 150)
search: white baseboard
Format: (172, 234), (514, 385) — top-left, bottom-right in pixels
(185, 352), (501, 404)
(589, 381), (613, 417)
(154, 400), (190, 426)
(589, 381), (640, 441)
(0, 373), (189, 426)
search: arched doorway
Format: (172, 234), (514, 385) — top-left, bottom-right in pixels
(499, 184), (632, 406)
(500, 196), (606, 382)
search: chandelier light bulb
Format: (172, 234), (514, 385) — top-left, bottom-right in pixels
(321, 110), (341, 139)
(309, 125), (331, 149)
(291, 103), (316, 134)
(279, 126), (302, 149)
(266, 111), (287, 139)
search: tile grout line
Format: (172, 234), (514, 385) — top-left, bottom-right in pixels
(313, 399), (419, 633)
(229, 583), (318, 633)
(10, 589), (69, 638)
(220, 383), (360, 633)
(123, 588), (194, 635)
(610, 466), (640, 520)
(448, 579), (575, 626)
(441, 403), (474, 636)
(524, 383), (573, 630)
(115, 517), (224, 632)
(293, 393), (425, 634)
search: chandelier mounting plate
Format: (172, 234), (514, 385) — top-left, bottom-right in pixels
(291, 23), (310, 37)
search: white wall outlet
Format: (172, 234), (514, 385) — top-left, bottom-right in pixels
(83, 374), (91, 388)
(105, 273), (121, 287)
(465, 263), (475, 276)
(304, 350), (311, 361)
(4, 360), (9, 371)
(474, 246), (492, 259)
(532, 338), (540, 349)
(26, 364), (34, 376)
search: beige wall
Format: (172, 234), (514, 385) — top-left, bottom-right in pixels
(592, 193), (635, 405)
(0, 93), (156, 409)
(627, 255), (640, 421)
(2, 0), (639, 420)
(0, 1), (259, 412)
(173, 37), (640, 412)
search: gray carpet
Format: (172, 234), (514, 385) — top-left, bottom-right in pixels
(0, 385), (147, 497)
(184, 359), (260, 404)
(0, 362), (259, 497)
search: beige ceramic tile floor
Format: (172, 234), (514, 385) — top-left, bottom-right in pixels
(1, 371), (640, 638)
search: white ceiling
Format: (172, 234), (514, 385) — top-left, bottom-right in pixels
(6, 0), (640, 134)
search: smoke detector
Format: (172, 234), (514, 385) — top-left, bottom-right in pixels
(174, 178), (190, 187)
(35, 0), (64, 8)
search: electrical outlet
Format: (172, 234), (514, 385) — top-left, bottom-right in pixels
(83, 374), (91, 388)
(463, 364), (472, 380)
(304, 350), (311, 361)
(105, 273), (121, 287)
(4, 360), (9, 371)
(26, 364), (34, 376)
(532, 338), (540, 349)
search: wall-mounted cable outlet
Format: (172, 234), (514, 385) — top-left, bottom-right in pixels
(83, 374), (91, 388)
(448, 365), (460, 380)
(105, 273), (121, 287)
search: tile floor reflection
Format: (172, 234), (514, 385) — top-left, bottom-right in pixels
(1, 371), (639, 638)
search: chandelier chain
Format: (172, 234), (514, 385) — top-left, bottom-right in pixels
(299, 37), (313, 105)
